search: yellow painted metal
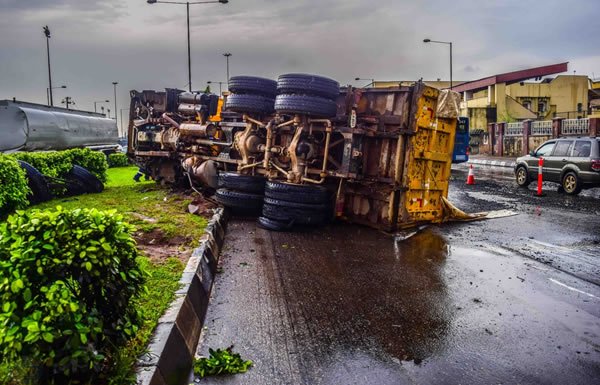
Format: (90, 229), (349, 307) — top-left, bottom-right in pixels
(208, 97), (223, 122)
(399, 86), (457, 225)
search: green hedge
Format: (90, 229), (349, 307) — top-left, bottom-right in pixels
(108, 153), (130, 168)
(10, 148), (108, 183)
(0, 207), (146, 383)
(0, 156), (31, 217)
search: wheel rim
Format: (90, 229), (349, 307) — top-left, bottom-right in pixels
(517, 169), (526, 184)
(564, 175), (576, 192)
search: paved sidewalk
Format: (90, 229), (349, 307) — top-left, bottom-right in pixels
(466, 155), (516, 168)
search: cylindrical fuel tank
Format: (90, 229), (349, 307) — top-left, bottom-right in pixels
(178, 123), (217, 138)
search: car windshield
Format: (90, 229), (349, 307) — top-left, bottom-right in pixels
(536, 142), (555, 156)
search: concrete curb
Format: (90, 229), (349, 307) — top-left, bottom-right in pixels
(137, 208), (229, 385)
(468, 158), (516, 168)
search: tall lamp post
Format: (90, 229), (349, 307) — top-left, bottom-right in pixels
(354, 77), (375, 87)
(112, 81), (119, 134)
(43, 26), (55, 106)
(223, 53), (232, 89)
(423, 38), (453, 90)
(94, 99), (110, 113)
(207, 81), (225, 95)
(47, 85), (66, 106)
(147, 0), (229, 92)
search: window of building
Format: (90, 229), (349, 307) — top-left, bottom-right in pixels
(552, 140), (573, 157)
(573, 140), (591, 157)
(522, 100), (531, 110)
(577, 103), (583, 113)
(538, 101), (547, 113)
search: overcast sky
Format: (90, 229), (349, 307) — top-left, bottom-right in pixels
(1, 0), (599, 125)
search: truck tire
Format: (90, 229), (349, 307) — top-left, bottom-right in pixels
(215, 188), (263, 213)
(264, 181), (329, 204)
(218, 172), (266, 194)
(68, 165), (104, 193)
(277, 73), (340, 100)
(228, 76), (277, 98)
(275, 94), (337, 118)
(225, 94), (275, 115)
(262, 198), (329, 225)
(256, 216), (293, 232)
(18, 161), (52, 204)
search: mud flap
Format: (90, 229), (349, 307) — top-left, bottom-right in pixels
(440, 197), (517, 223)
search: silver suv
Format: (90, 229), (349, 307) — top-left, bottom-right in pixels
(514, 137), (600, 195)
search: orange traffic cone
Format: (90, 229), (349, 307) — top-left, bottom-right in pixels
(466, 164), (475, 185)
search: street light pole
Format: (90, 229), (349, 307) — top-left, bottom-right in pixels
(423, 38), (453, 90)
(47, 85), (66, 106)
(207, 81), (224, 95)
(223, 53), (231, 88)
(147, 0), (229, 92)
(43, 26), (54, 106)
(94, 99), (110, 113)
(354, 77), (375, 88)
(112, 81), (119, 134)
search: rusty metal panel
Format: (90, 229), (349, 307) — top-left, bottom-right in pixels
(398, 86), (457, 226)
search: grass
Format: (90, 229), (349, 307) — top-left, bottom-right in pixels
(0, 166), (208, 384)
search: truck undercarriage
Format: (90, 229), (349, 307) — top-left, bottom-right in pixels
(128, 74), (467, 231)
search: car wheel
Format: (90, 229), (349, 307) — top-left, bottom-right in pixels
(225, 94), (275, 115)
(274, 94), (338, 118)
(515, 166), (530, 187)
(67, 165), (104, 193)
(18, 161), (53, 204)
(264, 181), (330, 204)
(214, 188), (263, 214)
(277, 73), (340, 100)
(218, 172), (266, 194)
(228, 76), (277, 98)
(562, 171), (582, 195)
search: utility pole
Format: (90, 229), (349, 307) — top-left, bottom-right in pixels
(61, 96), (74, 109)
(43, 26), (54, 106)
(112, 81), (119, 134)
(223, 52), (231, 89)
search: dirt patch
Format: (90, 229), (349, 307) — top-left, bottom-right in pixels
(135, 227), (193, 264)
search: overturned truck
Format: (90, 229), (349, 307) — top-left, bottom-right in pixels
(128, 74), (464, 231)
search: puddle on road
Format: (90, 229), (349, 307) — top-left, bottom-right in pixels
(270, 225), (455, 369)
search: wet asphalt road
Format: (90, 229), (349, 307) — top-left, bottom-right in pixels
(195, 166), (600, 385)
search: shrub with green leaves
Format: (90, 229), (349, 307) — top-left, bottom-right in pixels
(193, 346), (253, 378)
(65, 148), (108, 182)
(0, 207), (146, 383)
(10, 151), (72, 179)
(107, 153), (129, 168)
(0, 155), (31, 217)
(10, 149), (108, 183)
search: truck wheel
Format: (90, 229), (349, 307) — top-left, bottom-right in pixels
(515, 166), (530, 187)
(562, 171), (582, 195)
(275, 94), (338, 118)
(218, 173), (266, 194)
(262, 198), (329, 225)
(18, 161), (52, 204)
(228, 76), (277, 98)
(257, 216), (293, 232)
(277, 73), (340, 100)
(68, 165), (104, 193)
(264, 181), (329, 204)
(215, 188), (263, 213)
(225, 94), (275, 115)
